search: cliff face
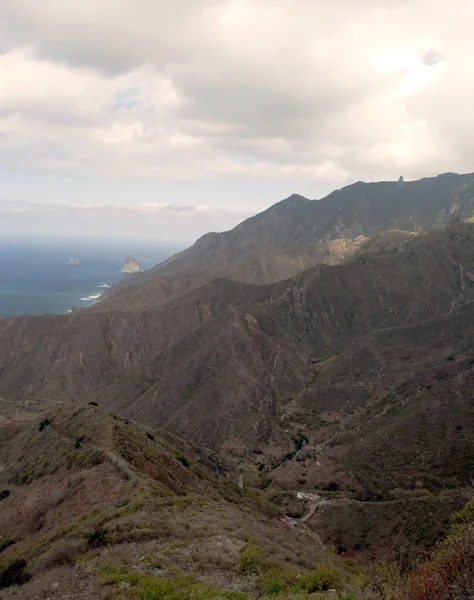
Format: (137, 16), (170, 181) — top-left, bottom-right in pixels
(121, 256), (144, 273)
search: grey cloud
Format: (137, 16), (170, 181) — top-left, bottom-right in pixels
(422, 48), (444, 66)
(0, 198), (251, 242)
(0, 0), (220, 75)
(0, 0), (474, 229)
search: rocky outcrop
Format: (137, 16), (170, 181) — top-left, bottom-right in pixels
(121, 256), (144, 274)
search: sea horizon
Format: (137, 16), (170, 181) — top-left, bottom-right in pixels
(0, 237), (184, 319)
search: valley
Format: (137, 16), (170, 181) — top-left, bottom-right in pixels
(1, 173), (474, 599)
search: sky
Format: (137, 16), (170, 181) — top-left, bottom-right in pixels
(0, 0), (473, 244)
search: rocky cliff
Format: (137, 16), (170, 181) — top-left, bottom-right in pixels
(121, 256), (144, 274)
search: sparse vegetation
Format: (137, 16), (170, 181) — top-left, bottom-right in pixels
(407, 499), (474, 600)
(175, 453), (191, 468)
(0, 537), (15, 553)
(38, 418), (51, 431)
(86, 527), (108, 548)
(0, 490), (9, 501)
(238, 542), (264, 574)
(97, 565), (251, 600)
(0, 559), (30, 589)
(292, 432), (309, 451)
(297, 564), (342, 592)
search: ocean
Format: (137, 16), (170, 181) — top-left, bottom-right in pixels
(0, 238), (181, 319)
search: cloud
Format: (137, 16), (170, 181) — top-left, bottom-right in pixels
(0, 198), (251, 242)
(0, 0), (473, 205)
(421, 48), (444, 66)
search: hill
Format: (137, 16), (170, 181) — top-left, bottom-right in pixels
(0, 403), (363, 599)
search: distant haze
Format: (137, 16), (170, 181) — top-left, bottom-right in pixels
(0, 1), (472, 242)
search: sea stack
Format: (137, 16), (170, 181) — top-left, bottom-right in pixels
(121, 256), (144, 274)
(67, 258), (81, 266)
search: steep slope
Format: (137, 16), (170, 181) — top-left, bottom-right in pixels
(95, 223), (474, 456)
(0, 403), (348, 598)
(96, 172), (474, 311)
(0, 278), (288, 403)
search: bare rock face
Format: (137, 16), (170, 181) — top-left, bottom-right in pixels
(121, 256), (144, 274)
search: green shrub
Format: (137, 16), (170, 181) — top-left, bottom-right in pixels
(86, 527), (107, 548)
(408, 520), (474, 600)
(0, 538), (14, 553)
(297, 564), (341, 592)
(0, 559), (30, 589)
(292, 433), (309, 451)
(97, 566), (249, 600)
(258, 566), (298, 595)
(88, 401), (98, 406)
(175, 453), (190, 468)
(147, 432), (155, 441)
(39, 419), (51, 431)
(446, 355), (456, 362)
(0, 490), (9, 501)
(238, 542), (264, 574)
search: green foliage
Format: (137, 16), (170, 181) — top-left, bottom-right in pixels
(450, 497), (474, 528)
(407, 499), (474, 600)
(238, 542), (264, 575)
(38, 418), (51, 431)
(0, 538), (14, 553)
(366, 561), (405, 600)
(0, 559), (30, 589)
(97, 565), (250, 600)
(175, 453), (190, 468)
(0, 490), (9, 501)
(297, 564), (341, 592)
(292, 432), (309, 451)
(14, 467), (34, 484)
(258, 566), (299, 595)
(446, 355), (456, 362)
(86, 527), (108, 548)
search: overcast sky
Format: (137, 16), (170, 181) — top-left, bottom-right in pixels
(0, 0), (472, 243)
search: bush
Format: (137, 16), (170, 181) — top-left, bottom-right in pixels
(292, 433), (309, 451)
(258, 566), (298, 595)
(297, 564), (341, 592)
(39, 419), (51, 431)
(407, 499), (474, 600)
(175, 453), (190, 468)
(0, 538), (14, 553)
(146, 432), (155, 441)
(238, 542), (264, 575)
(0, 559), (30, 589)
(86, 527), (108, 548)
(0, 490), (9, 501)
(408, 526), (474, 600)
(88, 401), (98, 406)
(32, 544), (78, 573)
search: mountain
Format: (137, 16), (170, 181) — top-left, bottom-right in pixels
(2, 172), (474, 583)
(95, 172), (474, 312)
